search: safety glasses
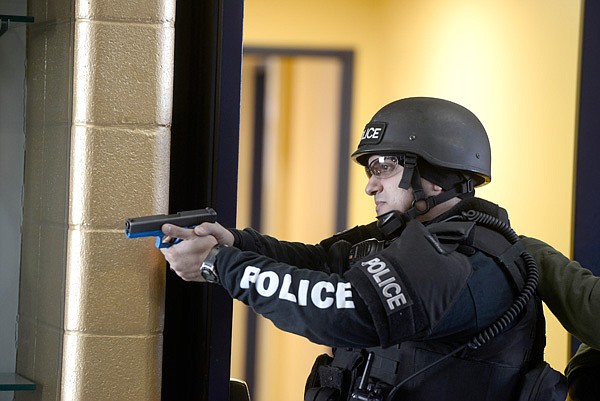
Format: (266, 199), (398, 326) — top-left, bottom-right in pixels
(365, 155), (403, 179)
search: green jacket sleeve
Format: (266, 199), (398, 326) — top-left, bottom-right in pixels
(565, 343), (600, 399)
(565, 343), (600, 379)
(521, 236), (600, 349)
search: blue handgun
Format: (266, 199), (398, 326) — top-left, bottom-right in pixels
(125, 208), (218, 248)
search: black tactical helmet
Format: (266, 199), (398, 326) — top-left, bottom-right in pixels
(351, 97), (491, 186)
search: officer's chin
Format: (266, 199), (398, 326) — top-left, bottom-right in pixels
(376, 205), (405, 218)
(375, 204), (389, 216)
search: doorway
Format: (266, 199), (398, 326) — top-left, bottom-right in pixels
(233, 47), (354, 401)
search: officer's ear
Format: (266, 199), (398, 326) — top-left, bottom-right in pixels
(420, 177), (443, 195)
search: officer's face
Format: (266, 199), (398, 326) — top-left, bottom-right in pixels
(364, 155), (413, 216)
(364, 155), (439, 217)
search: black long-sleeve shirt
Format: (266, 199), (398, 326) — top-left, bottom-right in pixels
(213, 198), (515, 349)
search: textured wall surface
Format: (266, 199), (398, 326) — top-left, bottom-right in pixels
(18, 0), (175, 399)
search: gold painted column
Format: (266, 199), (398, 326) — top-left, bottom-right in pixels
(18, 0), (175, 400)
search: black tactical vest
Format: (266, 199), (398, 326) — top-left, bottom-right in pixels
(305, 213), (566, 401)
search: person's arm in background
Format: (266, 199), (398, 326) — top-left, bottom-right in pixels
(521, 236), (600, 348)
(565, 344), (600, 401)
(521, 236), (600, 401)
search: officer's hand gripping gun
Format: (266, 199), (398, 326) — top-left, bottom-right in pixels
(125, 208), (217, 248)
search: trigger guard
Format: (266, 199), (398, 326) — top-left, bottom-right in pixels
(156, 236), (182, 248)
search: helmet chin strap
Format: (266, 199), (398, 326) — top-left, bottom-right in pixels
(377, 153), (474, 239)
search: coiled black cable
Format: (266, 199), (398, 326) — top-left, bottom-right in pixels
(384, 210), (540, 401)
(461, 210), (539, 349)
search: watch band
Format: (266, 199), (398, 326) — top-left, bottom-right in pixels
(200, 244), (226, 284)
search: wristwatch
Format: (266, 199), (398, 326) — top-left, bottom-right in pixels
(200, 244), (226, 284)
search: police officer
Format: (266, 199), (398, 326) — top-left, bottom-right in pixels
(161, 97), (566, 400)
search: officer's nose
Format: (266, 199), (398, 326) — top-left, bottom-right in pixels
(365, 175), (381, 196)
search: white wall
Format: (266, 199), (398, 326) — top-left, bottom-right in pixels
(0, 1), (27, 400)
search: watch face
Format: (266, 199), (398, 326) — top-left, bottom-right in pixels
(200, 244), (224, 283)
(201, 265), (219, 283)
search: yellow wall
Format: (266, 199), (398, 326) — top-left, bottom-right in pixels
(241, 0), (582, 399)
